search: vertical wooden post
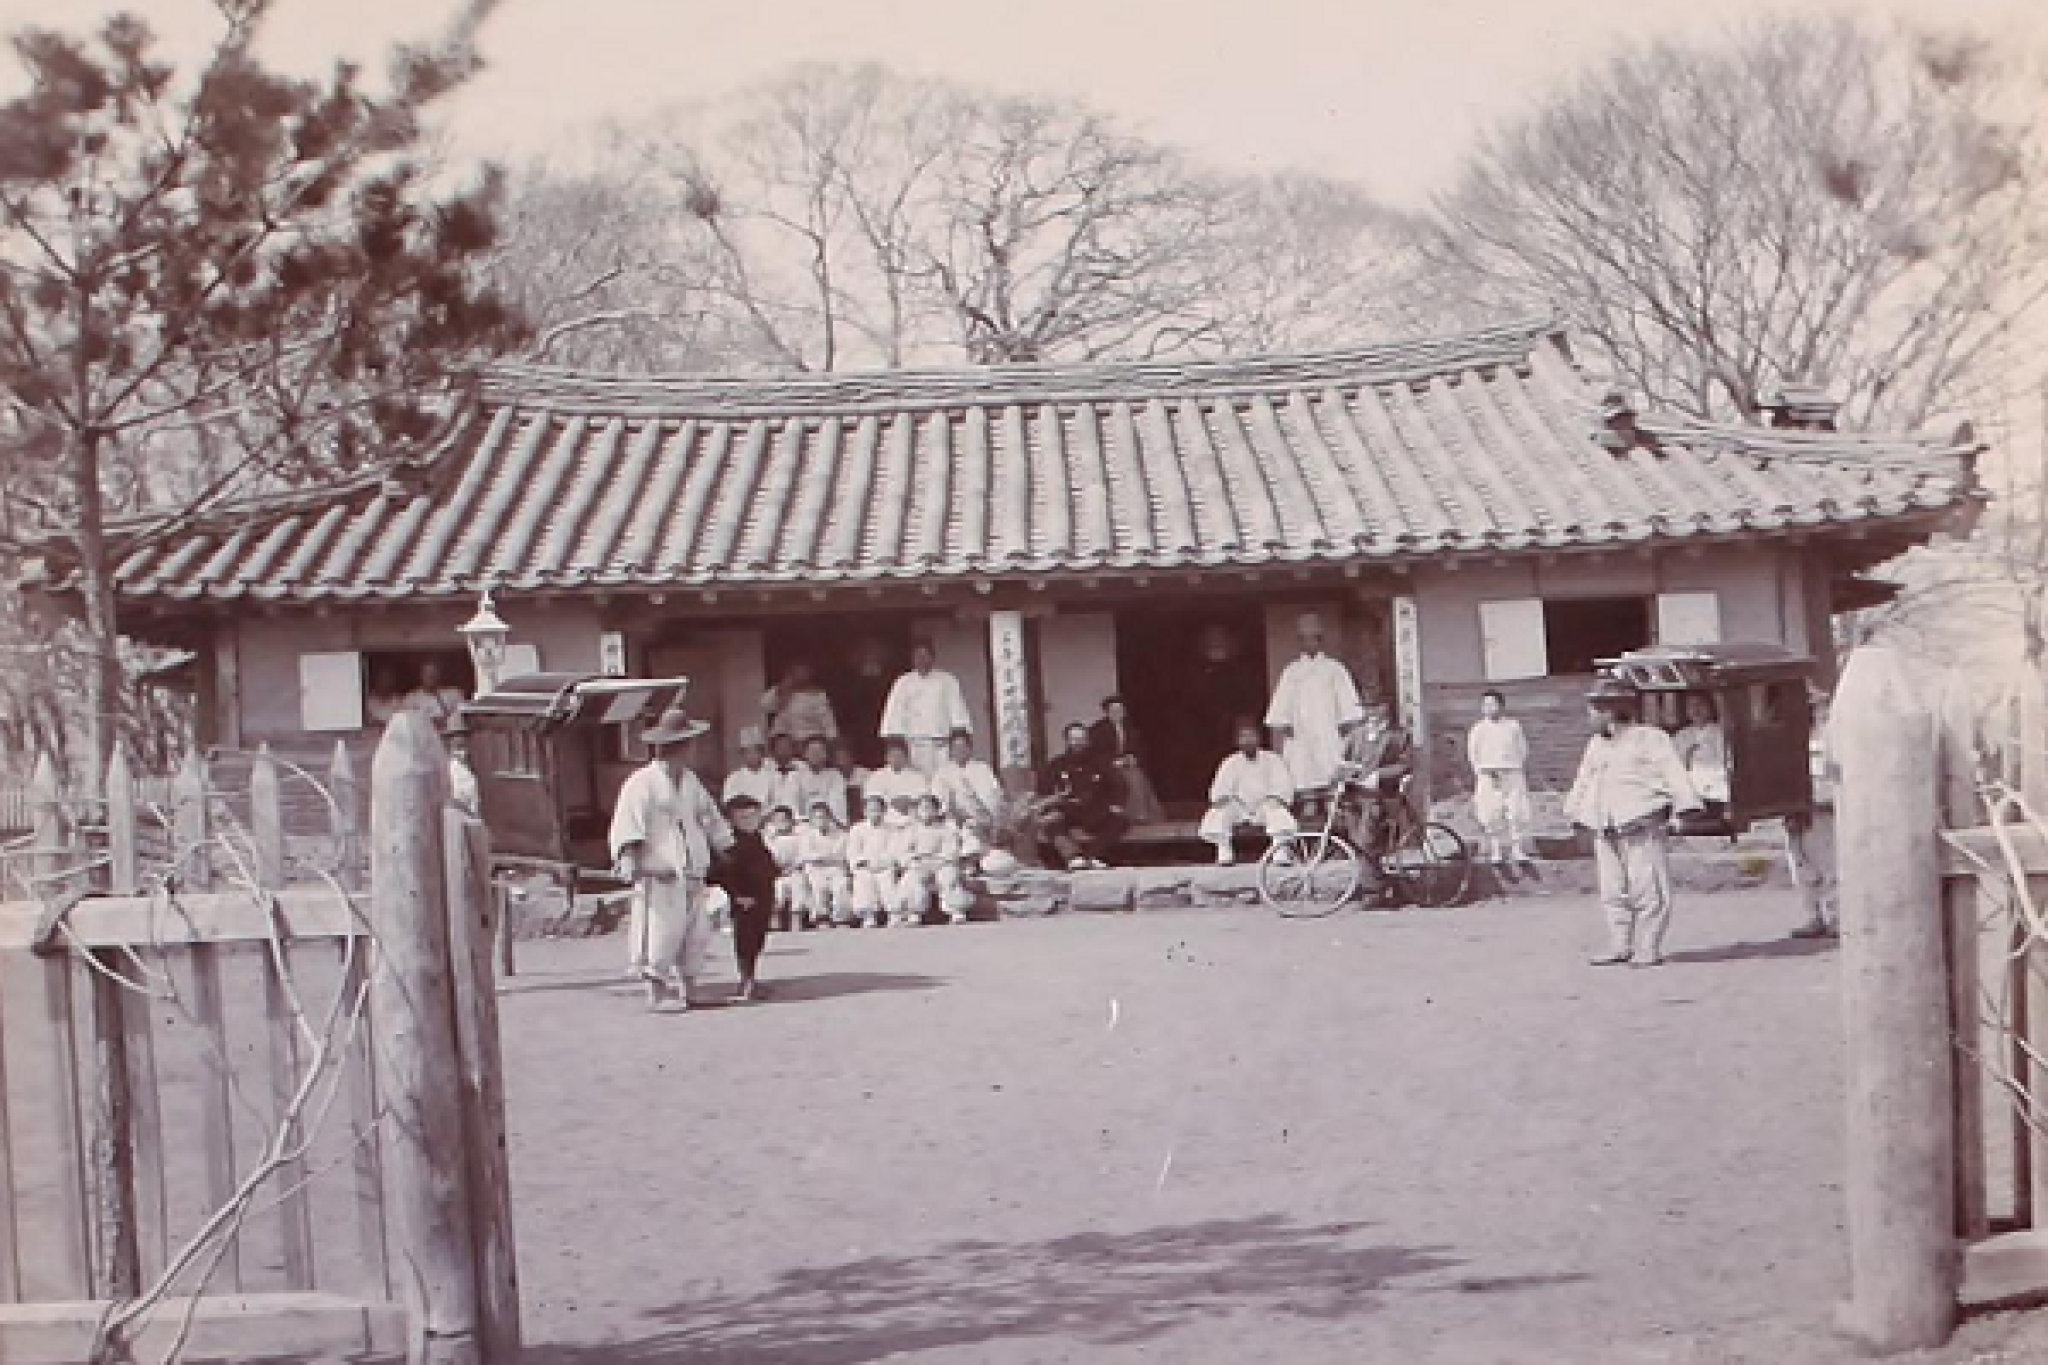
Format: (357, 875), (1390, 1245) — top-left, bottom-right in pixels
(331, 739), (364, 895)
(2018, 670), (2048, 1231)
(1392, 594), (1428, 808)
(173, 748), (211, 892)
(369, 715), (481, 1365)
(104, 746), (137, 896)
(252, 743), (286, 890)
(29, 753), (93, 1297)
(253, 745), (316, 1289)
(1835, 647), (1957, 1352)
(1936, 678), (1989, 1241)
(169, 747), (243, 1288)
(444, 809), (521, 1362)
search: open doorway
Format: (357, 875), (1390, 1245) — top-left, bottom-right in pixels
(1113, 599), (1270, 812)
(763, 612), (921, 767)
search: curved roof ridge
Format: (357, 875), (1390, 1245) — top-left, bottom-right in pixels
(1637, 411), (1984, 469)
(481, 315), (1566, 415)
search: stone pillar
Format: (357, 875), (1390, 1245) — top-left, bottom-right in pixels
(987, 609), (1035, 792)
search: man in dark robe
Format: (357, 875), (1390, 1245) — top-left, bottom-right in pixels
(1034, 722), (1129, 870)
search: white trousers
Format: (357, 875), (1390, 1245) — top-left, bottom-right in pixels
(906, 738), (948, 776)
(631, 875), (711, 988)
(1784, 812), (1837, 925)
(1594, 828), (1673, 961)
(851, 867), (900, 921)
(804, 866), (852, 922)
(896, 861), (971, 920)
(1198, 798), (1297, 855)
(1472, 769), (1532, 857)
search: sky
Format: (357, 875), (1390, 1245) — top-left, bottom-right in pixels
(0, 0), (2042, 208)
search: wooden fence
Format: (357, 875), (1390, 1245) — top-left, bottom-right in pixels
(1836, 647), (2048, 1356)
(0, 716), (516, 1365)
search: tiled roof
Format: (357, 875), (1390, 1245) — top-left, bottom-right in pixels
(107, 319), (1979, 603)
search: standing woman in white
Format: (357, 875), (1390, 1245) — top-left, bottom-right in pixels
(609, 705), (734, 1012)
(879, 637), (973, 776)
(1263, 613), (1366, 799)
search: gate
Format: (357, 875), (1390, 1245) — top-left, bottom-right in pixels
(0, 716), (516, 1364)
(1834, 646), (2048, 1356)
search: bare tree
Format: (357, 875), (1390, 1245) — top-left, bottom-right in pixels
(488, 153), (741, 372)
(1417, 17), (2048, 430)
(1198, 172), (1434, 356)
(623, 64), (1408, 371)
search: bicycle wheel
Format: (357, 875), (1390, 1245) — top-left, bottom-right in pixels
(1259, 832), (1361, 918)
(1384, 820), (1472, 908)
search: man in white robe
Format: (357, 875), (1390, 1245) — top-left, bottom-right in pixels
(879, 638), (973, 775)
(930, 733), (1007, 854)
(609, 706), (733, 1011)
(1264, 613), (1366, 796)
(1198, 722), (1299, 865)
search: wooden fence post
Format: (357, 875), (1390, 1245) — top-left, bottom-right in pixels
(331, 740), (364, 896)
(252, 745), (316, 1289)
(2017, 670), (2048, 1231)
(1935, 678), (1989, 1242)
(443, 808), (520, 1362)
(28, 751), (91, 1295)
(171, 748), (242, 1287)
(1836, 647), (1957, 1352)
(369, 715), (481, 1365)
(104, 746), (137, 896)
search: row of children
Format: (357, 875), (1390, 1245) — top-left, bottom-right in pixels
(731, 790), (979, 930)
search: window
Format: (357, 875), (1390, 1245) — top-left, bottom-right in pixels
(299, 652), (364, 732)
(361, 650), (475, 727)
(1655, 591), (1721, 646)
(1479, 600), (1547, 681)
(1543, 597), (1651, 675)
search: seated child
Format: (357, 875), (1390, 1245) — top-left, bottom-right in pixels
(844, 794), (902, 929)
(710, 796), (779, 1003)
(765, 805), (806, 931)
(895, 792), (973, 926)
(797, 800), (852, 927)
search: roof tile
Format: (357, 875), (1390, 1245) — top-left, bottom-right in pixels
(108, 319), (1980, 603)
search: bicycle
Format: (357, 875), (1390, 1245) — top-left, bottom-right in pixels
(1258, 771), (1471, 918)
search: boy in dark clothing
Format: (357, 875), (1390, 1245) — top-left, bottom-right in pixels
(713, 796), (781, 1003)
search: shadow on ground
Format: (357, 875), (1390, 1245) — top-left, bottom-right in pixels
(500, 969), (945, 1003)
(523, 1214), (1584, 1363)
(1665, 935), (1837, 965)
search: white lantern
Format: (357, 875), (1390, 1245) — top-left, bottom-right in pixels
(458, 590), (512, 697)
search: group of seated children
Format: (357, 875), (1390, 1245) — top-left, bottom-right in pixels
(719, 731), (997, 930)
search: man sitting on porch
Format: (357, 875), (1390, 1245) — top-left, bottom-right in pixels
(932, 732), (1007, 855)
(1033, 722), (1128, 871)
(1199, 720), (1297, 866)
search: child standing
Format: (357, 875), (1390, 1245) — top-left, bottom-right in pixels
(1467, 689), (1533, 864)
(711, 796), (780, 1003)
(798, 800), (853, 926)
(845, 794), (901, 928)
(896, 793), (972, 926)
(765, 805), (806, 931)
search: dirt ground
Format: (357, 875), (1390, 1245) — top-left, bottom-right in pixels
(502, 890), (2048, 1365)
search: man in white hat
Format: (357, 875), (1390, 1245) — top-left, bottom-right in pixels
(1264, 612), (1366, 798)
(722, 726), (781, 810)
(610, 704), (733, 1011)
